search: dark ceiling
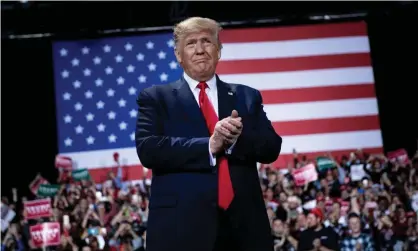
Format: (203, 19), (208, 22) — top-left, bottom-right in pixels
(1, 1), (417, 39)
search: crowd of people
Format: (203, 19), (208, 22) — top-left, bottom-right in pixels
(1, 148), (417, 251)
(264, 149), (418, 251)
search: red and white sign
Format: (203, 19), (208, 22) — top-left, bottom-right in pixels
(292, 163), (318, 186)
(30, 222), (61, 248)
(29, 174), (49, 195)
(55, 155), (73, 170)
(387, 148), (409, 165)
(24, 198), (52, 220)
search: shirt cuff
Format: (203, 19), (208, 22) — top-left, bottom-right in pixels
(225, 140), (237, 155)
(209, 141), (217, 166)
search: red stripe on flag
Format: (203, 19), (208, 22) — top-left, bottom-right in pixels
(216, 53), (371, 75)
(261, 84), (376, 104)
(269, 147), (384, 169)
(88, 166), (152, 184)
(272, 115), (381, 136)
(220, 21), (367, 43)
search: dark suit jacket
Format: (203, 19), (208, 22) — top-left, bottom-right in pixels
(135, 75), (282, 251)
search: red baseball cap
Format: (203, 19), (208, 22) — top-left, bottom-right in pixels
(310, 207), (324, 221)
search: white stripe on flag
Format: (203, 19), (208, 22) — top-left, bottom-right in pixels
(219, 67), (374, 91)
(281, 130), (383, 153)
(265, 98), (379, 122)
(65, 147), (140, 170)
(221, 36), (371, 60)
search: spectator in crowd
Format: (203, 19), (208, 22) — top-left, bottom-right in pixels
(340, 213), (375, 251)
(2, 224), (25, 251)
(297, 207), (339, 251)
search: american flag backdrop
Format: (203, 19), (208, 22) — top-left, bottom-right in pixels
(52, 21), (384, 183)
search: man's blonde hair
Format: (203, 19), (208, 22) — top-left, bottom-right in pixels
(173, 17), (223, 49)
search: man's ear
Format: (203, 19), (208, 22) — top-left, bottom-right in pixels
(218, 49), (221, 60)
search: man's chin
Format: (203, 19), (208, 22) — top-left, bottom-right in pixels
(193, 69), (214, 80)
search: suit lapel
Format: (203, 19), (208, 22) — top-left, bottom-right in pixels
(216, 75), (236, 121)
(172, 77), (209, 135)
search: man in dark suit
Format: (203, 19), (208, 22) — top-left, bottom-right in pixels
(135, 16), (282, 251)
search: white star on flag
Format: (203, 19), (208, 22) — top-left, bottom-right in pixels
(125, 43), (133, 51)
(126, 65), (135, 73)
(118, 99), (126, 107)
(107, 89), (115, 97)
(63, 92), (71, 100)
(81, 47), (89, 54)
(105, 67), (113, 74)
(146, 41), (154, 49)
(137, 53), (144, 61)
(95, 78), (103, 87)
(169, 61), (178, 69)
(72, 58), (79, 66)
(86, 113), (94, 121)
(148, 63), (156, 71)
(138, 75), (147, 83)
(129, 109), (137, 118)
(73, 80), (81, 89)
(93, 57), (102, 65)
(160, 73), (168, 82)
(96, 101), (105, 109)
(63, 115), (72, 123)
(86, 136), (95, 145)
(74, 102), (83, 111)
(117, 77), (125, 85)
(158, 51), (166, 59)
(108, 134), (117, 143)
(103, 45), (111, 53)
(61, 70), (69, 78)
(60, 48), (68, 56)
(97, 123), (106, 132)
(167, 39), (175, 47)
(107, 111), (116, 120)
(115, 55), (123, 63)
(128, 87), (137, 95)
(75, 125), (84, 134)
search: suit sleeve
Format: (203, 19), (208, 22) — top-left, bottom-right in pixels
(135, 89), (213, 171)
(229, 89), (282, 164)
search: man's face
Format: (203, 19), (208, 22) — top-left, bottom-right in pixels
(348, 217), (361, 234)
(307, 213), (319, 228)
(272, 219), (284, 235)
(175, 30), (220, 81)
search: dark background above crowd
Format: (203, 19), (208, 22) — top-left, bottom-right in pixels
(1, 1), (416, 39)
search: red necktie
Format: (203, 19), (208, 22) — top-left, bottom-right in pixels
(197, 82), (234, 209)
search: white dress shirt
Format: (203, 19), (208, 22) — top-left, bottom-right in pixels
(183, 72), (236, 166)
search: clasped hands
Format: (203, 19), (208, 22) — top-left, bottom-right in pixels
(209, 110), (243, 155)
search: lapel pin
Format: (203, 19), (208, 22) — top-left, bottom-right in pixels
(228, 92), (233, 96)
